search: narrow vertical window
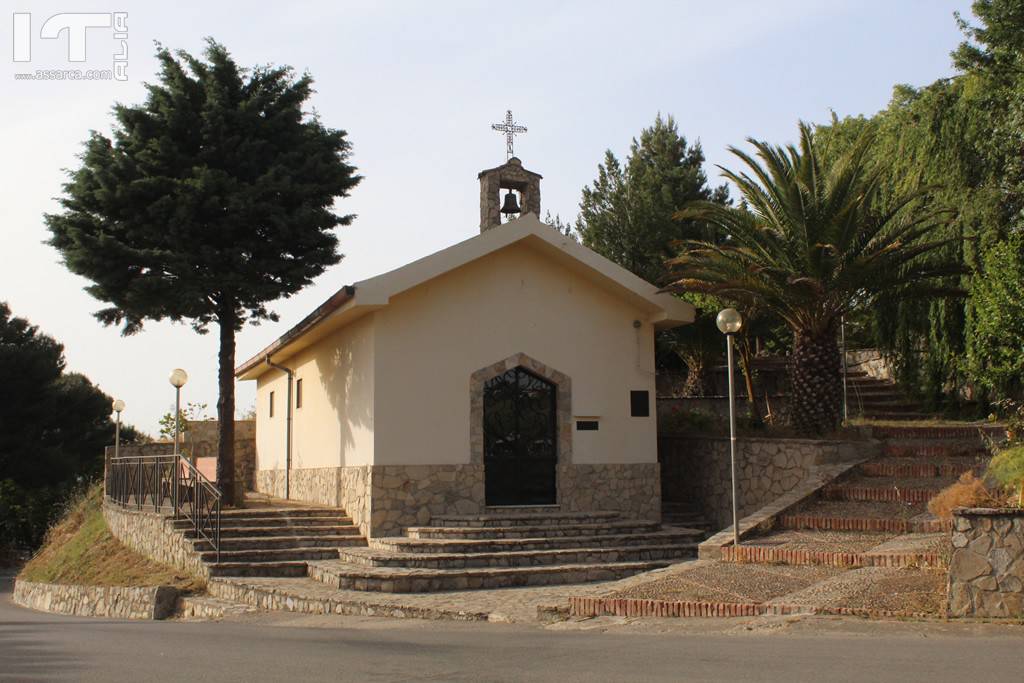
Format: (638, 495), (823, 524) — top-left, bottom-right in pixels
(269, 391), (275, 418)
(296, 378), (303, 409)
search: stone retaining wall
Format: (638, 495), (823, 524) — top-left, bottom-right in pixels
(13, 579), (178, 619)
(660, 435), (874, 531)
(103, 503), (207, 578)
(947, 507), (1024, 618)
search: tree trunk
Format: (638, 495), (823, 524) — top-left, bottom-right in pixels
(216, 307), (237, 506)
(789, 324), (842, 435)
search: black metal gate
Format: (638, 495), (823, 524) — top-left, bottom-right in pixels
(483, 366), (557, 505)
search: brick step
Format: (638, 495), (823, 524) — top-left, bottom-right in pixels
(186, 524), (362, 539)
(882, 441), (989, 458)
(430, 511), (623, 528)
(870, 424), (1005, 440)
(821, 483), (941, 504)
(306, 558), (682, 593)
(221, 507), (350, 519)
(208, 560), (311, 578)
(368, 529), (703, 555)
(857, 412), (938, 421)
(200, 547), (343, 563)
(194, 534), (368, 552)
(858, 458), (979, 479)
(337, 543), (697, 569)
(779, 514), (947, 533)
(721, 544), (943, 569)
(405, 520), (660, 540)
(172, 515), (353, 529)
(850, 401), (920, 411)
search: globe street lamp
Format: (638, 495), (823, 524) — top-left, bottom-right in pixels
(112, 399), (126, 459)
(168, 368), (188, 457)
(716, 308), (743, 549)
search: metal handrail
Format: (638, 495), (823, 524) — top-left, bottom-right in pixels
(105, 453), (222, 563)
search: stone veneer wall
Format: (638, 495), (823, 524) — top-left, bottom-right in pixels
(255, 466), (373, 537)
(369, 464), (485, 537)
(558, 463), (660, 522)
(103, 503), (208, 578)
(659, 435), (873, 531)
(13, 580), (178, 620)
(947, 507), (1024, 618)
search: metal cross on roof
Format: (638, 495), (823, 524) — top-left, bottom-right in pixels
(491, 110), (527, 160)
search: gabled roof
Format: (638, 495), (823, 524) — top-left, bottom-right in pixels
(235, 213), (694, 380)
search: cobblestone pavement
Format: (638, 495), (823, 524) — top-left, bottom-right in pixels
(211, 562), (692, 623)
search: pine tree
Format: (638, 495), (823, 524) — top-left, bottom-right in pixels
(576, 114), (729, 285)
(46, 40), (361, 503)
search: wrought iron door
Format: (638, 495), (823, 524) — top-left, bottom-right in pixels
(483, 366), (557, 505)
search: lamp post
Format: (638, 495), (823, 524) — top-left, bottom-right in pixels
(717, 307), (743, 549)
(168, 368), (188, 457)
(112, 399), (125, 458)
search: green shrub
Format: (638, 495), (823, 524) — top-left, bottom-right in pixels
(988, 445), (1024, 506)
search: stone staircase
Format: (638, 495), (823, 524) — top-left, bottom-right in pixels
(304, 509), (703, 593)
(844, 370), (932, 421)
(661, 501), (712, 537)
(177, 505), (366, 578)
(734, 424), (996, 566)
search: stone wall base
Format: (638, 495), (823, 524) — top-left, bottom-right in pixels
(13, 579), (178, 619)
(256, 462), (660, 538)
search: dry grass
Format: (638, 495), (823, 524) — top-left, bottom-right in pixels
(926, 472), (1002, 520)
(18, 483), (203, 592)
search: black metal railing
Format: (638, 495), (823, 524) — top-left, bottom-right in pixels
(105, 453), (222, 563)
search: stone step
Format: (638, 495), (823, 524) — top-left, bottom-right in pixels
(338, 543), (697, 569)
(172, 515), (353, 529)
(405, 520), (661, 540)
(429, 511), (623, 528)
(368, 529), (703, 555)
(200, 547), (342, 563)
(306, 558), (683, 593)
(194, 534), (368, 552)
(186, 524), (362, 539)
(208, 560), (311, 578)
(850, 401), (920, 411)
(221, 507), (349, 519)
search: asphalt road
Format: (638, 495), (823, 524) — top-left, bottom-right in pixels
(2, 578), (1021, 682)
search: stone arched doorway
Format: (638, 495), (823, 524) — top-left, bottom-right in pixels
(470, 354), (572, 507)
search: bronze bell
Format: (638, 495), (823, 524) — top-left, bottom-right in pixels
(500, 190), (521, 215)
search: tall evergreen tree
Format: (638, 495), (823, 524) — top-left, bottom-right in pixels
(576, 114), (729, 285)
(46, 40), (361, 503)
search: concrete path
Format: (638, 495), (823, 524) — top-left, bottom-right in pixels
(3, 576), (1022, 682)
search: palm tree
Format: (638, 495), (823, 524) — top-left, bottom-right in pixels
(666, 122), (964, 434)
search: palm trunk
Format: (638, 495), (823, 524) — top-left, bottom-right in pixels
(216, 305), (237, 506)
(789, 324), (842, 435)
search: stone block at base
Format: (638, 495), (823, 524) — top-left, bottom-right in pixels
(947, 507), (1024, 618)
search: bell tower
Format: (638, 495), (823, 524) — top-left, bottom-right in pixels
(478, 157), (542, 232)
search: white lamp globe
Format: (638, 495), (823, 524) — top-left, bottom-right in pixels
(112, 399), (126, 413)
(168, 368), (189, 388)
(716, 308), (743, 335)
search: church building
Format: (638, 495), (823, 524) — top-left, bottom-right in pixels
(235, 156), (694, 539)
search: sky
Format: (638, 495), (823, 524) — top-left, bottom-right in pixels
(1, 0), (976, 435)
